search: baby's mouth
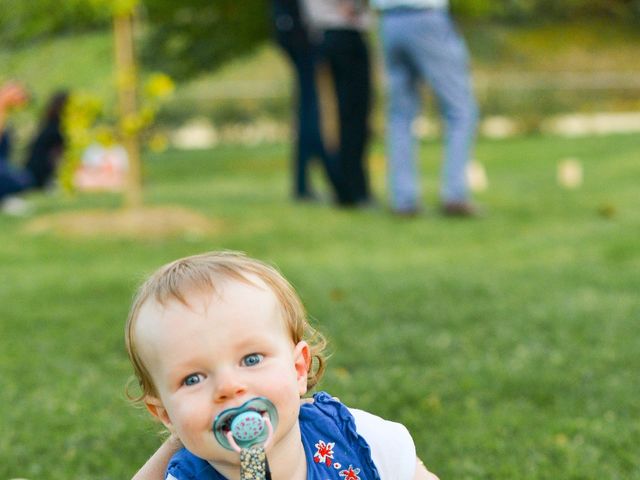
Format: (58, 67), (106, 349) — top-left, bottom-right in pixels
(216, 406), (266, 434)
(212, 397), (279, 452)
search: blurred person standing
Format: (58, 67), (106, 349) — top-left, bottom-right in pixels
(303, 0), (374, 207)
(371, 0), (479, 216)
(0, 82), (68, 208)
(270, 0), (345, 202)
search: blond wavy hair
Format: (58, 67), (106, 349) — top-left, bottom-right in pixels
(125, 251), (327, 402)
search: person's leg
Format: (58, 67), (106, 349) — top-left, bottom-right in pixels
(0, 109), (35, 202)
(0, 129), (11, 167)
(286, 41), (350, 202)
(0, 168), (33, 201)
(380, 15), (421, 212)
(324, 30), (372, 205)
(341, 31), (372, 203)
(276, 37), (324, 198)
(291, 49), (317, 198)
(406, 10), (478, 204)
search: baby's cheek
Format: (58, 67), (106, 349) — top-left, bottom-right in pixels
(185, 408), (211, 433)
(170, 402), (205, 434)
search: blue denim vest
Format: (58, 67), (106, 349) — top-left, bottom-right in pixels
(166, 392), (381, 480)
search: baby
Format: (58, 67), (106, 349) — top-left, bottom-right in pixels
(126, 251), (438, 480)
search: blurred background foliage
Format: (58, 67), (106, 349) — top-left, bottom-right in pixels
(2, 0), (639, 78)
(0, 0), (110, 46)
(0, 0), (271, 79)
(2, 0), (640, 136)
(450, 0), (640, 21)
(141, 0), (270, 80)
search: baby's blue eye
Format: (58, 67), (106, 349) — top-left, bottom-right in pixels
(242, 353), (263, 367)
(183, 374), (203, 386)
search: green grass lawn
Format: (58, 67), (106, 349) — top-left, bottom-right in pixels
(1, 134), (639, 479)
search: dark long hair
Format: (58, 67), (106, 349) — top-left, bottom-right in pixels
(41, 91), (69, 126)
(24, 90), (70, 187)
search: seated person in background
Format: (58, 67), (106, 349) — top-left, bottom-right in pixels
(126, 251), (439, 480)
(0, 81), (68, 204)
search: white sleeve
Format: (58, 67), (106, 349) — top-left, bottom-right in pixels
(349, 408), (417, 480)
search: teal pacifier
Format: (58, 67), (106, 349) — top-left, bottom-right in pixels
(213, 397), (278, 452)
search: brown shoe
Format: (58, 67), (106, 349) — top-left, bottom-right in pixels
(441, 201), (480, 217)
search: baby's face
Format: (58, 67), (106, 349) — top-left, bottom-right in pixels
(135, 277), (310, 466)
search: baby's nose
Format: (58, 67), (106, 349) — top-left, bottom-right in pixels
(213, 369), (246, 402)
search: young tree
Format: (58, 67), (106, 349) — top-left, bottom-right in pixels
(113, 5), (143, 208)
(57, 0), (143, 208)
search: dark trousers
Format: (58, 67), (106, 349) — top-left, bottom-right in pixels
(275, 34), (344, 199)
(0, 130), (10, 165)
(0, 131), (34, 201)
(321, 29), (372, 204)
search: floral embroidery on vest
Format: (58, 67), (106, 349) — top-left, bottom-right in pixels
(314, 440), (335, 466)
(339, 465), (361, 480)
(313, 439), (364, 478)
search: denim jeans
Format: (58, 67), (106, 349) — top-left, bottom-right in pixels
(379, 8), (478, 210)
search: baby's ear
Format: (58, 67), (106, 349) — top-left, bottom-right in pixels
(145, 396), (173, 431)
(293, 341), (311, 395)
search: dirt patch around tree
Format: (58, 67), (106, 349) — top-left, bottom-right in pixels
(24, 206), (219, 239)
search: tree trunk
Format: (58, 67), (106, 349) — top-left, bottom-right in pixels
(113, 13), (142, 209)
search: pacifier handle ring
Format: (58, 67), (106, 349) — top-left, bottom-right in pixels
(225, 412), (274, 453)
(226, 430), (243, 454)
(262, 413), (274, 450)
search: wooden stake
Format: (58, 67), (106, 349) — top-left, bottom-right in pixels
(113, 12), (142, 208)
